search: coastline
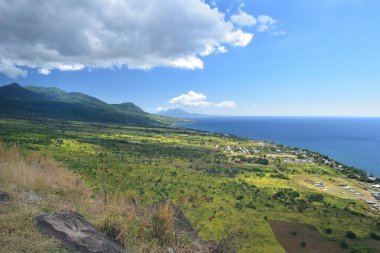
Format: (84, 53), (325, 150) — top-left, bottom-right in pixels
(177, 116), (380, 178)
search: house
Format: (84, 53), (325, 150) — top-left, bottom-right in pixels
(372, 184), (380, 189)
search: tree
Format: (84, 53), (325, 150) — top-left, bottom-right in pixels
(217, 224), (244, 252)
(346, 231), (357, 239)
(97, 149), (121, 206)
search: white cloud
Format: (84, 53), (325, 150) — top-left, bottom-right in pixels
(257, 15), (277, 32)
(158, 90), (237, 111)
(216, 100), (237, 108)
(169, 91), (212, 107)
(271, 30), (286, 36)
(0, 59), (27, 79)
(231, 11), (257, 27)
(0, 0), (255, 78)
(37, 68), (51, 75)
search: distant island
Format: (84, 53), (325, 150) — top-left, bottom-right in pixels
(157, 108), (210, 118)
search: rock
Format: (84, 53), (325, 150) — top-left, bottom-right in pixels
(26, 191), (42, 203)
(167, 247), (175, 253)
(36, 210), (127, 253)
(172, 206), (219, 252)
(0, 191), (10, 204)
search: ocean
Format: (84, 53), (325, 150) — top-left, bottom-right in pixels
(179, 117), (380, 177)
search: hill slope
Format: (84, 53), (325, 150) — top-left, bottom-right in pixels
(1, 118), (379, 252)
(0, 83), (173, 126)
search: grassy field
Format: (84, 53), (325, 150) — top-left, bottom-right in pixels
(1, 117), (380, 252)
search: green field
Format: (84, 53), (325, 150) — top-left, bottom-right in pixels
(1, 117), (379, 252)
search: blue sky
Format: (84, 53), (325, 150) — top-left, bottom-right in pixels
(0, 0), (379, 116)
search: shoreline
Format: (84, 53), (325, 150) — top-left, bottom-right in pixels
(176, 118), (379, 179)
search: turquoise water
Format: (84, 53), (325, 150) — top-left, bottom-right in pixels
(181, 117), (380, 177)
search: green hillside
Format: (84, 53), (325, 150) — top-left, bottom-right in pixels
(0, 117), (379, 253)
(0, 83), (176, 126)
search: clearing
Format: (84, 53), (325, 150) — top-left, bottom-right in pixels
(269, 220), (346, 253)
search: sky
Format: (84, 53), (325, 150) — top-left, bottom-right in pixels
(0, 0), (379, 116)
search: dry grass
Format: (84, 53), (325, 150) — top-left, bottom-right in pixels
(0, 145), (91, 202)
(0, 144), (82, 252)
(0, 143), (199, 253)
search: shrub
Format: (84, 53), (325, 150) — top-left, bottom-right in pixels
(273, 191), (286, 200)
(306, 193), (324, 203)
(270, 173), (288, 180)
(326, 228), (332, 234)
(217, 225), (244, 252)
(256, 157), (269, 165)
(152, 202), (175, 246)
(369, 232), (380, 240)
(346, 231), (357, 239)
(296, 199), (308, 212)
(288, 191), (300, 198)
(246, 202), (256, 209)
(97, 210), (122, 241)
(291, 231), (297, 236)
(235, 195), (244, 201)
(340, 240), (348, 249)
(300, 241), (306, 248)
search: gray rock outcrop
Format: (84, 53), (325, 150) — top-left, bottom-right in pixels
(172, 206), (219, 252)
(0, 191), (10, 204)
(36, 210), (126, 253)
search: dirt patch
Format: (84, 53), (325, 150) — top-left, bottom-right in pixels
(269, 220), (346, 253)
(363, 239), (380, 253)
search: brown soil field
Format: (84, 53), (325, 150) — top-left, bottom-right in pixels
(269, 220), (346, 253)
(363, 239), (380, 253)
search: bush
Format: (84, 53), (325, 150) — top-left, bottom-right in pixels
(296, 199), (308, 212)
(152, 202), (175, 246)
(306, 193), (324, 203)
(256, 158), (269, 165)
(291, 231), (297, 236)
(270, 173), (288, 180)
(300, 241), (306, 248)
(340, 240), (348, 249)
(346, 231), (357, 239)
(246, 202), (256, 209)
(273, 191), (286, 200)
(325, 228), (332, 234)
(288, 191), (300, 198)
(235, 195), (244, 201)
(369, 231), (380, 240)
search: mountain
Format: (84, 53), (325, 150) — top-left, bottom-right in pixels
(158, 108), (209, 118)
(0, 83), (173, 126)
(111, 102), (146, 114)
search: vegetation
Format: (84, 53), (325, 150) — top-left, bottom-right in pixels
(0, 84), (380, 252)
(0, 83), (179, 126)
(0, 115), (379, 252)
(0, 144), (204, 252)
(346, 231), (357, 239)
